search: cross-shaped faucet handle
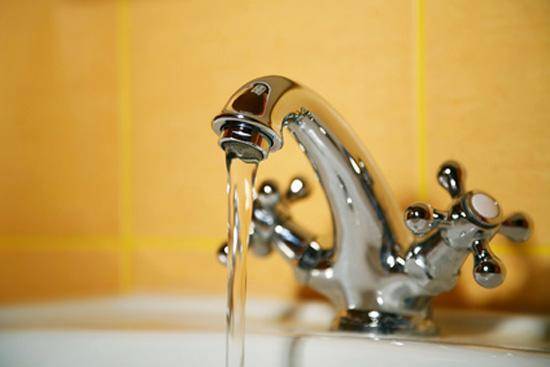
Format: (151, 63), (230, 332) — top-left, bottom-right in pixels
(404, 161), (532, 288)
(217, 176), (311, 265)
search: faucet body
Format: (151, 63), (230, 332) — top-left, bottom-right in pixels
(213, 76), (531, 334)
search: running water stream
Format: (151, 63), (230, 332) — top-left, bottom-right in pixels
(225, 154), (258, 367)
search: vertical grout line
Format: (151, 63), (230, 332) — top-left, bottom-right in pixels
(415, 0), (428, 201)
(116, 0), (133, 293)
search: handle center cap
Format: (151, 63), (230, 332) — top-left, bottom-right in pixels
(471, 193), (500, 219)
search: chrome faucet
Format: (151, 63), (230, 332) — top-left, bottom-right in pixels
(212, 75), (531, 334)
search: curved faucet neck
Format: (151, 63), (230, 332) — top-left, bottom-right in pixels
(285, 110), (407, 272)
(213, 75), (409, 272)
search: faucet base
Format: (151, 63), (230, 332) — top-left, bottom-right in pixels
(332, 309), (437, 336)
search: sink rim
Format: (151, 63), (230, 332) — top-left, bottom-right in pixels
(0, 294), (548, 353)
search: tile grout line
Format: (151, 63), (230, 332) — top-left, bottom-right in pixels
(415, 0), (428, 201)
(0, 236), (548, 255)
(116, 0), (134, 293)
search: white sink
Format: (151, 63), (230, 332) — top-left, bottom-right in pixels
(0, 295), (548, 367)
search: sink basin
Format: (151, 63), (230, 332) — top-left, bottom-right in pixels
(0, 295), (548, 366)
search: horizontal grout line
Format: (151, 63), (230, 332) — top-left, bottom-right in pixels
(0, 236), (220, 251)
(133, 236), (221, 251)
(0, 236), (120, 251)
(492, 243), (550, 256)
(0, 235), (548, 255)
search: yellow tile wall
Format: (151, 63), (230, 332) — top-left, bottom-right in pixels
(0, 0), (548, 313)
